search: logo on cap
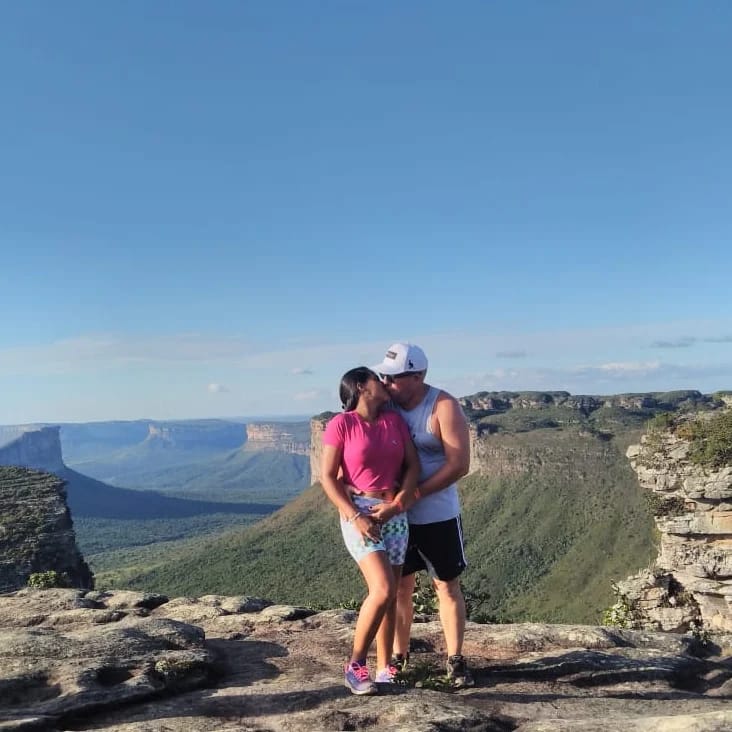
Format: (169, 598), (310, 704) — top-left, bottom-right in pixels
(386, 350), (397, 360)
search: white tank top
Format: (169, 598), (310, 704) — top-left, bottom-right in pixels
(395, 386), (461, 524)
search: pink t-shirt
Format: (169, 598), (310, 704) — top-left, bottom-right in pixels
(322, 410), (412, 492)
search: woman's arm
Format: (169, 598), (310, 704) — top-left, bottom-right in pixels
(396, 435), (420, 509)
(320, 443), (381, 541)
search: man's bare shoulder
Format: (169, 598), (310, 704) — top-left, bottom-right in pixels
(430, 387), (468, 426)
(431, 387), (461, 410)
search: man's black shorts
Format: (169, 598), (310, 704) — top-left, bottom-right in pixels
(402, 516), (467, 581)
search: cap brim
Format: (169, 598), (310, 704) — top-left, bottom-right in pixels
(371, 361), (403, 375)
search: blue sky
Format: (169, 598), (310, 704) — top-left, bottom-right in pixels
(2, 1), (731, 424)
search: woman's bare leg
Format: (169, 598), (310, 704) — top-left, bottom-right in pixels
(393, 571), (415, 658)
(350, 551), (396, 662)
(375, 564), (402, 670)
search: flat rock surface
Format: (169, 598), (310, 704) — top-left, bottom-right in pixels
(0, 589), (730, 731)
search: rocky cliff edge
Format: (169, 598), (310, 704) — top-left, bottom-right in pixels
(623, 408), (732, 634)
(0, 466), (92, 593)
(0, 588), (730, 732)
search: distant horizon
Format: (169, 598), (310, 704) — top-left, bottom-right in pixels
(2, 385), (730, 428)
(0, 413), (314, 428)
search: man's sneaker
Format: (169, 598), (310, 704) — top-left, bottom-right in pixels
(374, 664), (398, 683)
(446, 654), (474, 688)
(344, 661), (377, 695)
(391, 652), (409, 671)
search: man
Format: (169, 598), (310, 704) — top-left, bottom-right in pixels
(371, 342), (474, 687)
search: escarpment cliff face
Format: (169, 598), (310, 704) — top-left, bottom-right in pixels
(0, 466), (92, 592)
(309, 413), (334, 484)
(244, 422), (310, 455)
(0, 425), (65, 473)
(624, 410), (732, 632)
(0, 424), (44, 449)
(460, 389), (713, 415)
(145, 421), (245, 449)
(469, 424), (542, 477)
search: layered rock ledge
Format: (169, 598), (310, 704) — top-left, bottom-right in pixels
(0, 466), (92, 593)
(625, 412), (732, 633)
(0, 589), (730, 731)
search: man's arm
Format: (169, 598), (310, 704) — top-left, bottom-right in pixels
(417, 392), (470, 497)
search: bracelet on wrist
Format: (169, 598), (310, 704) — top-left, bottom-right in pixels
(347, 511), (363, 523)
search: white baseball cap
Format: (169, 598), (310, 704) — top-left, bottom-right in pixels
(372, 342), (428, 375)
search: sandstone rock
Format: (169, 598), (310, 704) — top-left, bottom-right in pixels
(158, 597), (230, 623)
(626, 416), (732, 633)
(198, 594), (272, 613)
(253, 604), (317, 622)
(0, 467), (92, 592)
(86, 590), (169, 611)
(0, 590), (730, 731)
(517, 710), (732, 731)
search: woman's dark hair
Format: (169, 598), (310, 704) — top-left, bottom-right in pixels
(339, 366), (379, 412)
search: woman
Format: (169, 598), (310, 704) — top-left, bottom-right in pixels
(320, 366), (419, 695)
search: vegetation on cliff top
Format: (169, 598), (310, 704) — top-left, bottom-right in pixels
(646, 408), (732, 469)
(678, 410), (732, 468)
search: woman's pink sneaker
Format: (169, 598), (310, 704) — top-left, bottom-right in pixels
(344, 661), (377, 695)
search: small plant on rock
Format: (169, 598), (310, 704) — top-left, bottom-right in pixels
(647, 412), (675, 432)
(395, 659), (456, 692)
(688, 617), (710, 647)
(602, 582), (637, 629)
(645, 493), (687, 517)
(27, 570), (68, 589)
(337, 597), (361, 611)
(412, 573), (438, 616)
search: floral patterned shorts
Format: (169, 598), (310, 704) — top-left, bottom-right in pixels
(340, 493), (409, 566)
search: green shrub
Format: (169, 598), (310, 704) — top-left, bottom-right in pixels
(412, 573), (438, 615)
(681, 411), (732, 468)
(645, 494), (687, 517)
(27, 570), (68, 589)
(647, 412), (675, 432)
(601, 582), (638, 628)
(395, 659), (456, 691)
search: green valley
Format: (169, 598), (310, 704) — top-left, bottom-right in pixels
(102, 420), (658, 624)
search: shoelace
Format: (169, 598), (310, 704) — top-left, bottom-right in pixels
(385, 664), (398, 678)
(349, 663), (370, 680)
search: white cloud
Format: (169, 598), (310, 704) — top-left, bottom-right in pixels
(651, 337), (696, 349)
(594, 361), (662, 374)
(3, 318), (731, 379)
(650, 334), (732, 348)
(440, 358), (730, 400)
(207, 383), (229, 393)
(0, 333), (259, 376)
